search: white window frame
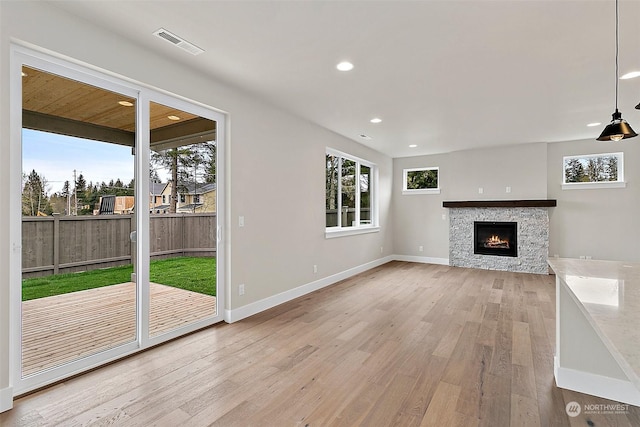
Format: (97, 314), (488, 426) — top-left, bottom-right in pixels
(562, 152), (625, 190)
(325, 148), (379, 238)
(402, 167), (440, 195)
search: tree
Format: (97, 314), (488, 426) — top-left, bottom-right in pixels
(564, 159), (585, 183)
(60, 180), (70, 198)
(49, 192), (68, 215)
(22, 170), (52, 216)
(605, 156), (618, 181)
(326, 154), (338, 211)
(406, 169), (438, 189)
(73, 173), (86, 215)
(150, 141), (216, 213)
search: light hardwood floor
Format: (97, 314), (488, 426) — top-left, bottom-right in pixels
(2, 261), (639, 426)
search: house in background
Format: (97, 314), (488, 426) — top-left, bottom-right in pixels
(160, 182), (216, 214)
(149, 181), (168, 213)
(94, 195), (134, 215)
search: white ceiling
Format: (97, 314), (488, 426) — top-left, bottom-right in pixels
(52, 0), (640, 158)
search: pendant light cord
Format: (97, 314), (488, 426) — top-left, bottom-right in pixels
(615, 0), (619, 110)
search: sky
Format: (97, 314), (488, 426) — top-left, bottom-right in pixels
(22, 129), (168, 194)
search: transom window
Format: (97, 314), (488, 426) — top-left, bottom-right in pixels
(402, 167), (440, 195)
(326, 148), (378, 237)
(562, 152), (625, 189)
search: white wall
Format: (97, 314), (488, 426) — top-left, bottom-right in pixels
(0, 1), (393, 408)
(547, 138), (640, 262)
(392, 143), (548, 259)
(393, 138), (639, 264)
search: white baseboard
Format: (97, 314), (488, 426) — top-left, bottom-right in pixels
(0, 386), (13, 413)
(225, 255), (453, 323)
(225, 255), (395, 323)
(392, 255), (449, 265)
(555, 357), (640, 406)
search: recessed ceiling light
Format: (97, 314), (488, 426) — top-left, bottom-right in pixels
(409, 144), (417, 148)
(21, 71), (27, 77)
(168, 115), (181, 121)
(336, 61), (354, 71)
(118, 101), (134, 107)
(370, 118), (382, 124)
(620, 71), (640, 80)
(587, 122), (601, 127)
(359, 134), (372, 140)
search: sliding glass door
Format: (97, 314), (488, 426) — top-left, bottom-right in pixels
(19, 64), (140, 382)
(147, 100), (219, 339)
(12, 47), (225, 394)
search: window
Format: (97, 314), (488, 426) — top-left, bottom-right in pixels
(162, 195), (167, 204)
(402, 167), (440, 194)
(326, 149), (378, 237)
(194, 194), (200, 203)
(180, 194), (186, 203)
(562, 152), (625, 189)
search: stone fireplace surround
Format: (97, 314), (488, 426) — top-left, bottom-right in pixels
(443, 200), (556, 274)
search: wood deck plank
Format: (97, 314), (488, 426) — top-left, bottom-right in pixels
(21, 282), (216, 376)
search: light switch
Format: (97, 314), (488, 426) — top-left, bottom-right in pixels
(239, 216), (245, 227)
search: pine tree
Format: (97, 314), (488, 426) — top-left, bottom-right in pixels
(564, 159), (585, 183)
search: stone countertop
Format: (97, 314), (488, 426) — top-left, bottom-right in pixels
(548, 257), (640, 391)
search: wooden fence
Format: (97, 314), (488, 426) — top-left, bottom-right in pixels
(22, 213), (216, 278)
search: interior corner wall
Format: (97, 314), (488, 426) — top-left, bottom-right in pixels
(392, 143), (548, 260)
(0, 1), (393, 407)
(547, 138), (640, 262)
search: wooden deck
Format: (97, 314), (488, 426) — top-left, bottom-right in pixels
(21, 283), (216, 376)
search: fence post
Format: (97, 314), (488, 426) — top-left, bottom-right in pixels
(53, 213), (60, 274)
(181, 214), (185, 257)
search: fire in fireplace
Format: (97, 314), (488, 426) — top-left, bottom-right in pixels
(474, 221), (518, 257)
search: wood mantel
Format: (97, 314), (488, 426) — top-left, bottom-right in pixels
(442, 199), (557, 208)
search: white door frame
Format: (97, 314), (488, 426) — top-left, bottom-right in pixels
(10, 45), (226, 395)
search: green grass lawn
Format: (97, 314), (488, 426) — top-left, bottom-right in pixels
(22, 257), (216, 301)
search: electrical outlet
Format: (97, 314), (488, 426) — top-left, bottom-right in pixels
(586, 256), (592, 260)
(419, 245), (424, 252)
(442, 214), (446, 220)
(380, 246), (383, 254)
(313, 265), (318, 273)
(478, 187), (484, 194)
(239, 284), (245, 295)
(579, 256), (586, 260)
(506, 186), (511, 193)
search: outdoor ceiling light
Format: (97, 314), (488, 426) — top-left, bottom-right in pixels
(597, 0), (637, 141)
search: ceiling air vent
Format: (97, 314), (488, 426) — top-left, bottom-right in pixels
(153, 28), (204, 56)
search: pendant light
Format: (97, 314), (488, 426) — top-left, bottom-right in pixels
(597, 0), (637, 141)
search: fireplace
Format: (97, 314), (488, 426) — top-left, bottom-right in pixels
(474, 221), (517, 257)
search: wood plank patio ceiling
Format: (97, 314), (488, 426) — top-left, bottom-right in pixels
(21, 66), (216, 149)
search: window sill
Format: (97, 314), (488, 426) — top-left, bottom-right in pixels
(325, 226), (380, 239)
(402, 188), (441, 195)
(562, 182), (626, 190)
